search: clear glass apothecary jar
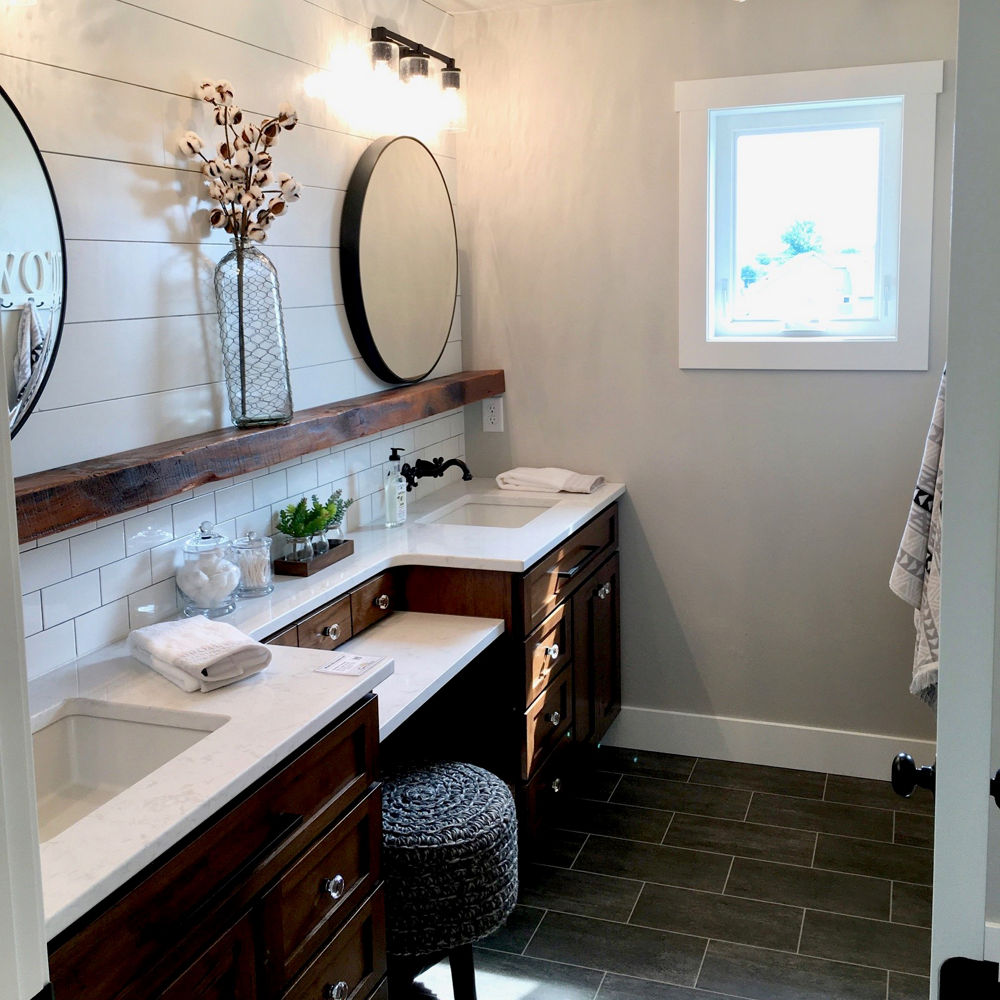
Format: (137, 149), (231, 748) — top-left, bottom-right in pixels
(231, 530), (274, 598)
(176, 521), (241, 618)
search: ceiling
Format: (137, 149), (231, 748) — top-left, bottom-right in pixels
(433, 0), (592, 13)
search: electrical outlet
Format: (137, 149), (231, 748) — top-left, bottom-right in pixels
(483, 397), (504, 432)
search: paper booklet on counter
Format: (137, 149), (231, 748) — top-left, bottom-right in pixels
(315, 653), (393, 677)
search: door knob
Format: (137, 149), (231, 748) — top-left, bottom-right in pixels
(891, 753), (936, 798)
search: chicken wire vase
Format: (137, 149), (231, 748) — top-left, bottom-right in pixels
(214, 239), (293, 428)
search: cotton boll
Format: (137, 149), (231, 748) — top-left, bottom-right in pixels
(198, 79), (216, 102)
(232, 148), (251, 169)
(214, 79), (234, 106)
(278, 102), (298, 130)
(178, 131), (204, 156)
(279, 174), (302, 202)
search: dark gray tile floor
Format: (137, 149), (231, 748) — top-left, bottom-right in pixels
(415, 749), (934, 1000)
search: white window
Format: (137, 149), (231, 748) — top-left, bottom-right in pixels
(676, 62), (943, 370)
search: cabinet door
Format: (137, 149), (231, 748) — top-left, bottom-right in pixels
(160, 913), (257, 1000)
(572, 553), (621, 745)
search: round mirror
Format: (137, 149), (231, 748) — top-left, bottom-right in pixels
(0, 87), (66, 439)
(340, 136), (457, 385)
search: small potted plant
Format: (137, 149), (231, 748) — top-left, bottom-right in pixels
(275, 492), (356, 573)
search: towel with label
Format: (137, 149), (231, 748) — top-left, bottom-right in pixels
(890, 368), (945, 710)
(128, 618), (271, 693)
(12, 299), (46, 401)
(496, 467), (605, 494)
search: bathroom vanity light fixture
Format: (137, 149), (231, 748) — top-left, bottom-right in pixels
(368, 26), (467, 132)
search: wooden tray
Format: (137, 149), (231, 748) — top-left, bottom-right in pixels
(274, 539), (355, 577)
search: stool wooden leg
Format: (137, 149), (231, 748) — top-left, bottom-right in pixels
(449, 944), (477, 1000)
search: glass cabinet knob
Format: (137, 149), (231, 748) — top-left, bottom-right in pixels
(324, 981), (349, 1000)
(321, 874), (346, 899)
(547, 711), (561, 727)
(321, 624), (341, 639)
(544, 643), (560, 661)
(376, 594), (391, 610)
(597, 583), (611, 600)
(550, 777), (562, 794)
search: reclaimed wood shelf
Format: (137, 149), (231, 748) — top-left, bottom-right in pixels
(16, 369), (505, 543)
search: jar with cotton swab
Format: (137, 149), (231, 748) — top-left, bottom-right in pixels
(231, 529), (274, 598)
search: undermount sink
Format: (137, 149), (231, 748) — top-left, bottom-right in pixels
(420, 496), (558, 528)
(32, 699), (229, 842)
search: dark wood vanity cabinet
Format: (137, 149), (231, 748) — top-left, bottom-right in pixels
(400, 501), (622, 836)
(48, 697), (385, 1000)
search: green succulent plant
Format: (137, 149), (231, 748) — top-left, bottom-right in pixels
(276, 491), (355, 538)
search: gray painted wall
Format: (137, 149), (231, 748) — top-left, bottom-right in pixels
(457, 0), (957, 743)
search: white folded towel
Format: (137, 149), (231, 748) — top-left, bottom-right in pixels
(496, 467), (606, 494)
(128, 618), (271, 693)
(12, 299), (46, 401)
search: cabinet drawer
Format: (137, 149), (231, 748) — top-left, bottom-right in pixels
(350, 572), (397, 634)
(523, 666), (573, 780)
(50, 697), (379, 1000)
(263, 787), (382, 990)
(284, 889), (387, 1000)
(268, 625), (299, 647)
(524, 602), (571, 706)
(159, 912), (257, 1000)
(520, 504), (618, 632)
(298, 596), (353, 651)
(520, 742), (572, 840)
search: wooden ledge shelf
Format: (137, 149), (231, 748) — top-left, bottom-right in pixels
(15, 369), (505, 543)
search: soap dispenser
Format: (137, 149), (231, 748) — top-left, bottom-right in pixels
(385, 447), (407, 527)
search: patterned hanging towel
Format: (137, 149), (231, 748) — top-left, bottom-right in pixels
(12, 298), (47, 401)
(890, 368), (945, 710)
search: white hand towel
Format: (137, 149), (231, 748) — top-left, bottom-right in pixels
(12, 299), (46, 401)
(128, 618), (271, 693)
(496, 467), (605, 494)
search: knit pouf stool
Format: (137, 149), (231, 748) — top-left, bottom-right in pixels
(382, 761), (518, 1000)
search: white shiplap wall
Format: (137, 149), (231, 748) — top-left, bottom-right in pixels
(2, 0), (467, 677)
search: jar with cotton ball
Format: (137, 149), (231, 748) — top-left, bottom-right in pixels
(176, 521), (241, 618)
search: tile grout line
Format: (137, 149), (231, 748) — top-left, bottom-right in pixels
(796, 908), (807, 954)
(607, 773), (624, 801)
(822, 772), (830, 801)
(743, 791), (753, 823)
(892, 810), (897, 846)
(889, 881), (895, 923)
(688, 757), (699, 784)
(720, 856), (736, 895)
(693, 937), (712, 989)
(885, 968), (891, 1000)
(520, 908), (547, 956)
(569, 833), (590, 869)
(624, 883), (645, 925)
(810, 832), (819, 868)
(592, 970), (607, 1000)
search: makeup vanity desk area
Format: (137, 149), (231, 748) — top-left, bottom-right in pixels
(39, 480), (623, 1000)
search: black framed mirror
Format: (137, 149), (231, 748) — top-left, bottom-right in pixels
(340, 136), (457, 385)
(1, 86), (66, 439)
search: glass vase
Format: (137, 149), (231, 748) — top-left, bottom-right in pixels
(312, 531), (330, 557)
(289, 536), (313, 562)
(214, 239), (293, 428)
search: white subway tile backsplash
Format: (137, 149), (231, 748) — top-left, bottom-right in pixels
(215, 481), (254, 524)
(172, 493), (217, 538)
(22, 592), (43, 637)
(75, 600), (130, 658)
(25, 622), (77, 680)
(235, 507), (274, 540)
(20, 541), (72, 595)
(101, 551), (153, 604)
(42, 571), (102, 629)
(317, 451), (347, 484)
(345, 442), (372, 474)
(287, 460), (319, 498)
(253, 470), (288, 509)
(125, 507), (174, 556)
(70, 523), (126, 575)
(149, 536), (188, 585)
(128, 579), (180, 629)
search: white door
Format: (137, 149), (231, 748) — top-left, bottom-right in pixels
(929, 1), (1000, 997)
(0, 393), (47, 990)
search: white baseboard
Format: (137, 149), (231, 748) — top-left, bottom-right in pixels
(985, 922), (1000, 965)
(603, 706), (936, 780)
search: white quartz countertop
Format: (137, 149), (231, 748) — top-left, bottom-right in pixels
(32, 478), (622, 939)
(224, 479), (625, 642)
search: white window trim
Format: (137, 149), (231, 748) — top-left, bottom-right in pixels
(675, 61), (943, 371)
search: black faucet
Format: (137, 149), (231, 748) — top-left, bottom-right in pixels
(400, 456), (473, 492)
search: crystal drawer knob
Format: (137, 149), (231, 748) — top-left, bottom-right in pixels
(321, 874), (345, 899)
(543, 643), (559, 661)
(547, 711), (561, 727)
(321, 624), (341, 639)
(550, 777), (562, 793)
(597, 583), (611, 600)
(324, 982), (349, 1000)
(376, 594), (391, 610)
